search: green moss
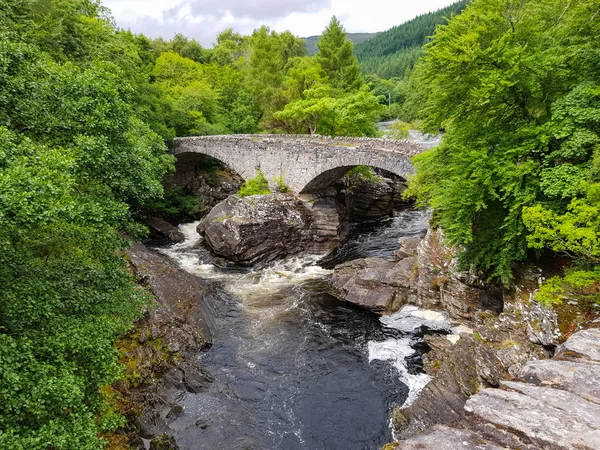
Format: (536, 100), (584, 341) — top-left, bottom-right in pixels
(473, 331), (485, 342)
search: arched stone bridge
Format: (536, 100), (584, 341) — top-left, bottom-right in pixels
(171, 134), (426, 194)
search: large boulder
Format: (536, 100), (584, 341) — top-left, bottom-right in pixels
(330, 230), (503, 318)
(143, 216), (186, 246)
(197, 194), (342, 265)
(330, 256), (417, 313)
(343, 173), (410, 222)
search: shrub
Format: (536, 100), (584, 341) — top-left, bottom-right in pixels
(346, 165), (381, 183)
(238, 169), (271, 197)
(273, 175), (290, 193)
(386, 120), (412, 139)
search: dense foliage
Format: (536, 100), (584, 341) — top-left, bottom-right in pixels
(405, 0), (600, 286)
(0, 1), (173, 447)
(273, 17), (381, 136)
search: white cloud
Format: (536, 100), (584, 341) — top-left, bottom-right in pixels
(103, 0), (458, 46)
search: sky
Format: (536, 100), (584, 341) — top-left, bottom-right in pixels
(103, 0), (458, 47)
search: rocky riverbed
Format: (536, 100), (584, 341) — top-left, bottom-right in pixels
(120, 166), (600, 449)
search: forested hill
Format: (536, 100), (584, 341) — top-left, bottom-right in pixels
(356, 0), (467, 78)
(303, 32), (378, 55)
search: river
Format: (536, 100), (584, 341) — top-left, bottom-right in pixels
(156, 209), (450, 450)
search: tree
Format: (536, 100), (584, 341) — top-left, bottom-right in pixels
(0, 4), (173, 447)
(274, 85), (381, 136)
(316, 16), (362, 92)
(248, 26), (306, 127)
(405, 0), (600, 281)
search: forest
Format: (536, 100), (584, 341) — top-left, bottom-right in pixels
(355, 0), (468, 78)
(1, 0), (599, 448)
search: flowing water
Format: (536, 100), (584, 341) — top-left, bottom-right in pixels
(157, 210), (451, 450)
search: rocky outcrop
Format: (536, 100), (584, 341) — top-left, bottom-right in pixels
(342, 173), (409, 222)
(391, 328), (600, 450)
(143, 217), (186, 246)
(118, 243), (216, 447)
(391, 294), (556, 440)
(197, 193), (342, 265)
(330, 230), (503, 318)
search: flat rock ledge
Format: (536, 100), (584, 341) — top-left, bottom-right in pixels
(390, 328), (600, 450)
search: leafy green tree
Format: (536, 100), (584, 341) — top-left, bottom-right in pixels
(316, 16), (362, 92)
(405, 0), (600, 281)
(0, 5), (173, 447)
(283, 56), (326, 102)
(274, 85), (381, 136)
(248, 26), (306, 127)
(273, 85), (336, 134)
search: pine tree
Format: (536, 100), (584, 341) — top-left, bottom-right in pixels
(316, 16), (362, 92)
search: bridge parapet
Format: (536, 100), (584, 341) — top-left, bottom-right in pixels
(171, 134), (426, 194)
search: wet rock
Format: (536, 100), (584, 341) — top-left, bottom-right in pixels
(124, 243), (216, 447)
(555, 328), (600, 362)
(332, 228), (503, 317)
(127, 242), (215, 346)
(394, 236), (421, 260)
(197, 194), (341, 265)
(149, 433), (179, 450)
(343, 174), (396, 221)
(143, 217), (186, 245)
(394, 335), (504, 439)
(181, 361), (214, 393)
(330, 256), (417, 313)
(137, 412), (170, 440)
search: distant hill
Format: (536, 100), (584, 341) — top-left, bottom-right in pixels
(355, 0), (468, 78)
(303, 32), (379, 56)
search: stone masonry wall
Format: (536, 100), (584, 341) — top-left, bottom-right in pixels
(170, 135), (424, 194)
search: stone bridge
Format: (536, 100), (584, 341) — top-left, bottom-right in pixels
(171, 134), (426, 194)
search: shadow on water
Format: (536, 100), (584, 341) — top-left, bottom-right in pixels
(157, 210), (431, 450)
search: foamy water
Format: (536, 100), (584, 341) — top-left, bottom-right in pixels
(368, 305), (451, 408)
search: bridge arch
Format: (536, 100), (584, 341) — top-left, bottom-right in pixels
(171, 135), (424, 195)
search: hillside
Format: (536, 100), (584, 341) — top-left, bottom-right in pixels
(355, 0), (468, 78)
(303, 32), (378, 56)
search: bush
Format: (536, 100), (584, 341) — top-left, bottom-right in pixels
(346, 165), (380, 183)
(238, 170), (271, 197)
(535, 268), (600, 307)
(386, 121), (412, 139)
(272, 175), (290, 193)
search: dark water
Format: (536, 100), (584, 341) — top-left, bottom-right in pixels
(321, 209), (429, 268)
(158, 210), (431, 450)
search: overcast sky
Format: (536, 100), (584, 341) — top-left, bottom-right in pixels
(103, 0), (457, 47)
